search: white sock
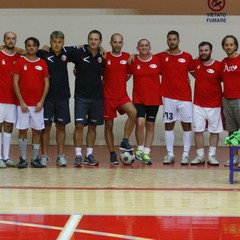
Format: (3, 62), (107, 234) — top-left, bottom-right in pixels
(143, 147), (151, 155)
(183, 131), (192, 157)
(196, 148), (204, 158)
(86, 147), (93, 157)
(19, 139), (27, 160)
(75, 147), (82, 156)
(165, 130), (174, 157)
(32, 144), (40, 160)
(137, 145), (144, 152)
(3, 132), (11, 160)
(209, 146), (217, 157)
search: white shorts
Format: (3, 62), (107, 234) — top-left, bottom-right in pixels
(0, 103), (17, 123)
(163, 98), (193, 123)
(16, 106), (45, 130)
(193, 105), (223, 133)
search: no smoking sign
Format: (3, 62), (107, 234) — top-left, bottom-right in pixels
(208, 0), (226, 12)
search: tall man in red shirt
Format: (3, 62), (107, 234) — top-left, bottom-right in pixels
(190, 41), (223, 166)
(0, 32), (20, 168)
(13, 37), (49, 168)
(103, 33), (136, 164)
(129, 39), (161, 164)
(221, 35), (240, 167)
(156, 30), (194, 165)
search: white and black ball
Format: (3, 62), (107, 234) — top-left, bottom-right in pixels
(120, 151), (135, 165)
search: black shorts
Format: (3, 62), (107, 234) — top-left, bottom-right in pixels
(74, 98), (104, 125)
(44, 99), (71, 125)
(134, 104), (159, 122)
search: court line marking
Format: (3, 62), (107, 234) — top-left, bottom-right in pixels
(57, 214), (82, 240)
(0, 218), (153, 240)
(0, 186), (239, 191)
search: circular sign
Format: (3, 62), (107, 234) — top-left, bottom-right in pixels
(208, 0), (225, 12)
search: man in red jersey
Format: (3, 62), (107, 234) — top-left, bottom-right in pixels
(13, 37), (49, 169)
(129, 39), (162, 164)
(190, 42), (223, 166)
(156, 30), (194, 165)
(0, 32), (20, 168)
(103, 33), (136, 164)
(221, 35), (240, 167)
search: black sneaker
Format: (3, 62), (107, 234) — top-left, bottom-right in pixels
(31, 157), (44, 168)
(119, 140), (133, 151)
(84, 154), (99, 166)
(74, 155), (83, 167)
(16, 157), (28, 169)
(110, 152), (119, 165)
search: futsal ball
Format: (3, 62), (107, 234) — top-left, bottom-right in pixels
(120, 151), (135, 165)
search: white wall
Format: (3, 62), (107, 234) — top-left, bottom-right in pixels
(1, 9), (238, 146)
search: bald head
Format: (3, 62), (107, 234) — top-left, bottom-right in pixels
(3, 32), (17, 50)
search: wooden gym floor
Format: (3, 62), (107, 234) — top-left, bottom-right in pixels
(0, 145), (239, 240)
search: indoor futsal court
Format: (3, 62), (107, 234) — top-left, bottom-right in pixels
(0, 145), (239, 239)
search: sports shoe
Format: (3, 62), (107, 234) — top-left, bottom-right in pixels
(224, 155), (239, 166)
(74, 155), (83, 167)
(207, 155), (219, 166)
(16, 157), (28, 169)
(163, 155), (175, 164)
(40, 155), (49, 167)
(190, 156), (205, 165)
(110, 152), (119, 165)
(0, 160), (6, 168)
(31, 157), (44, 168)
(181, 156), (189, 165)
(56, 154), (67, 166)
(119, 140), (133, 151)
(142, 154), (152, 165)
(3, 159), (17, 167)
(84, 154), (99, 166)
(135, 149), (144, 161)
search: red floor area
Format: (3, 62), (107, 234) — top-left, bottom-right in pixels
(0, 214), (240, 240)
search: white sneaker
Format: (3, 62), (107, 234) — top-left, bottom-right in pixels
(224, 155), (239, 166)
(56, 154), (67, 166)
(190, 156), (205, 165)
(0, 160), (6, 168)
(207, 155), (219, 166)
(40, 155), (49, 167)
(163, 155), (175, 164)
(181, 156), (189, 165)
(3, 159), (17, 167)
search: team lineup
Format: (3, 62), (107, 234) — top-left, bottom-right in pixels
(0, 30), (239, 168)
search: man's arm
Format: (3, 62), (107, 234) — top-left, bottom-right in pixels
(12, 73), (28, 112)
(35, 77), (49, 112)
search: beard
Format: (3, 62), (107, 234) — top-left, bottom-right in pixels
(200, 54), (211, 62)
(5, 45), (15, 50)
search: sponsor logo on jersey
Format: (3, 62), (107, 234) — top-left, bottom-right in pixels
(137, 64), (140, 70)
(107, 60), (111, 65)
(120, 60), (127, 64)
(24, 65), (27, 70)
(165, 57), (169, 62)
(35, 66), (43, 71)
(178, 58), (186, 63)
(197, 65), (200, 69)
(207, 69), (214, 73)
(98, 57), (102, 63)
(61, 55), (67, 61)
(2, 59), (5, 65)
(150, 64), (157, 68)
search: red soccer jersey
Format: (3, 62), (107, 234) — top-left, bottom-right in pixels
(13, 57), (49, 106)
(193, 59), (222, 107)
(222, 55), (240, 99)
(129, 55), (162, 105)
(0, 50), (20, 104)
(103, 52), (130, 99)
(156, 51), (194, 101)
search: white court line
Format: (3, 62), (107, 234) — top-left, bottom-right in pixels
(57, 214), (82, 240)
